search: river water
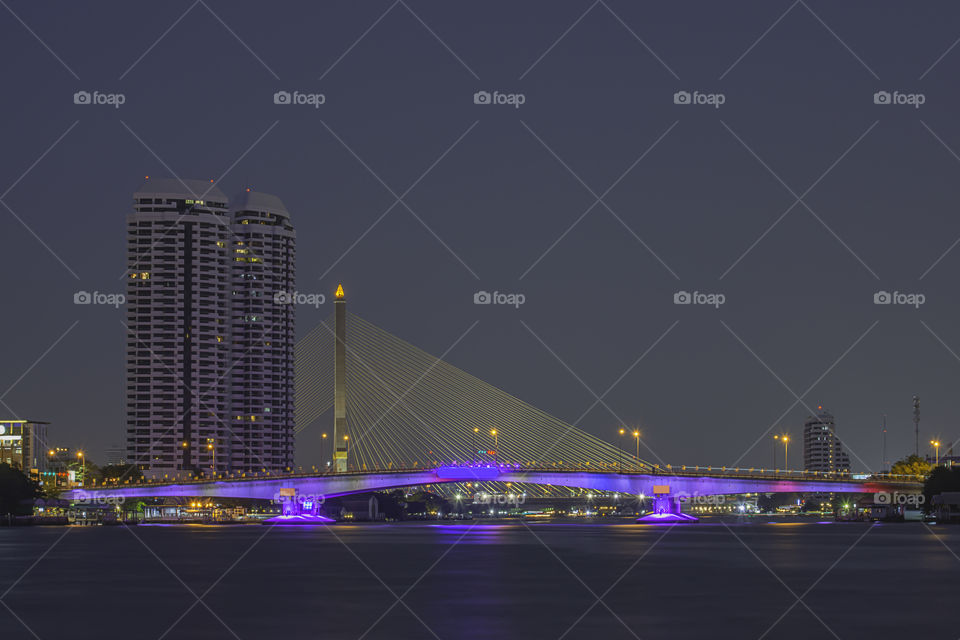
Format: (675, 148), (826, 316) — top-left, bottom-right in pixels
(1, 517), (956, 639)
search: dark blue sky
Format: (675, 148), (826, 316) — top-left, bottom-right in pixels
(2, 1), (960, 470)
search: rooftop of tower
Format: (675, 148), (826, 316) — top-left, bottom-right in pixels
(134, 177), (228, 203)
(232, 190), (290, 218)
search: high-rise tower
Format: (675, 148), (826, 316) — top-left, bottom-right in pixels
(125, 179), (296, 479)
(228, 190), (296, 473)
(125, 179), (231, 479)
(802, 407), (850, 473)
(333, 284), (348, 472)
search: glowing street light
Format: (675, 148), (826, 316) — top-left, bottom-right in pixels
(633, 430), (640, 467)
(931, 440), (941, 465)
(781, 435), (790, 470)
(491, 429), (498, 462)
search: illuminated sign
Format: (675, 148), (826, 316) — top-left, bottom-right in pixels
(0, 424), (4, 435)
(652, 485), (671, 495)
(279, 487), (296, 497)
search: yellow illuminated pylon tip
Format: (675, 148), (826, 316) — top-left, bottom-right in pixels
(335, 284), (345, 299)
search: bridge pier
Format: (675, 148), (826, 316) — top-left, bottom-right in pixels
(263, 487), (334, 524)
(637, 487), (698, 523)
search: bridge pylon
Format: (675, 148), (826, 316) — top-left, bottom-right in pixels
(333, 284), (348, 473)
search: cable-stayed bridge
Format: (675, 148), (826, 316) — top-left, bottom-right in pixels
(294, 311), (650, 474)
(66, 292), (924, 522)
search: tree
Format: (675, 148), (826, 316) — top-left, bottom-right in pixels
(923, 466), (960, 509)
(0, 463), (42, 516)
(890, 454), (932, 477)
(100, 464), (144, 483)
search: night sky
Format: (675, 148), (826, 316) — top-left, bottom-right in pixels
(2, 1), (960, 471)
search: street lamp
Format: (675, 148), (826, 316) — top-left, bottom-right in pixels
(490, 429), (498, 463)
(343, 434), (349, 470)
(207, 438), (215, 475)
(618, 428), (625, 472)
(633, 430), (640, 468)
(77, 451), (84, 486)
(773, 435), (778, 469)
(782, 435), (790, 471)
(474, 427), (479, 462)
(322, 433), (328, 469)
(931, 440), (941, 466)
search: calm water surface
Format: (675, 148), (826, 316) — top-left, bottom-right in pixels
(1, 517), (956, 639)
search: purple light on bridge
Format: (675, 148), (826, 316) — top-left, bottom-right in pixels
(434, 465), (503, 480)
(263, 514), (335, 525)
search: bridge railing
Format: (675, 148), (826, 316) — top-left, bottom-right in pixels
(81, 461), (926, 490)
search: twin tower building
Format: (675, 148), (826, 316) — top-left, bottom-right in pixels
(125, 178), (296, 479)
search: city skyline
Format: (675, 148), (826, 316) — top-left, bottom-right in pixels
(3, 2), (960, 474)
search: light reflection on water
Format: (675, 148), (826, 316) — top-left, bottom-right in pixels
(0, 518), (956, 640)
